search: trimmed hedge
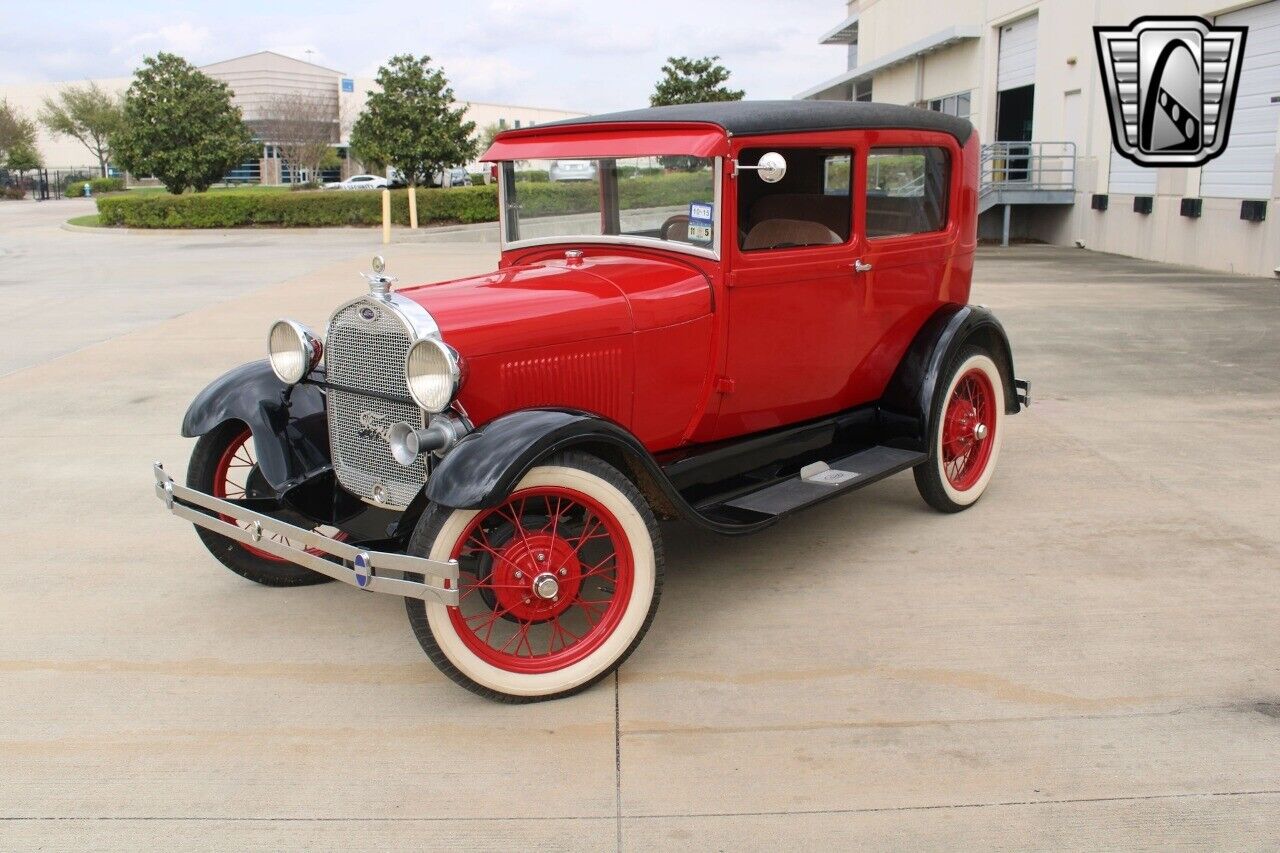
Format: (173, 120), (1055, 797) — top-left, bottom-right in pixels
(97, 186), (500, 228)
(94, 173), (714, 229)
(63, 175), (125, 194)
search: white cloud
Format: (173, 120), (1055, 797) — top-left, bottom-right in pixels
(1, 0), (846, 112)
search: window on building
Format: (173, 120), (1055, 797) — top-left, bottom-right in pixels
(866, 147), (950, 237)
(854, 79), (873, 102)
(514, 119), (522, 128)
(498, 118), (507, 128)
(737, 148), (852, 251)
(925, 91), (972, 121)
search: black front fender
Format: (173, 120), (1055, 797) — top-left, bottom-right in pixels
(878, 304), (1020, 453)
(181, 359), (330, 491)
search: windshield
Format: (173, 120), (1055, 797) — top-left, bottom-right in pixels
(500, 156), (719, 256)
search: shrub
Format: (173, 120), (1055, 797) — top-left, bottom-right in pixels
(468, 172), (485, 186)
(2, 185), (25, 200)
(514, 169), (549, 183)
(92, 173), (709, 228)
(97, 185), (500, 228)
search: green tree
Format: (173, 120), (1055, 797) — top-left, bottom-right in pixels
(650, 56), (745, 107)
(0, 98), (39, 165)
(350, 54), (477, 189)
(477, 122), (503, 152)
(5, 139), (42, 172)
(38, 82), (124, 176)
(113, 53), (256, 194)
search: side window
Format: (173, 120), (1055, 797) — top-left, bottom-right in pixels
(738, 147), (852, 252)
(865, 147), (950, 238)
(824, 154), (851, 196)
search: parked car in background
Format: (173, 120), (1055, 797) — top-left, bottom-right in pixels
(431, 167), (470, 188)
(154, 101), (1028, 704)
(323, 174), (388, 191)
(549, 159), (598, 181)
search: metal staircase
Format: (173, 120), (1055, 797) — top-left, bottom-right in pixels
(979, 141), (1077, 245)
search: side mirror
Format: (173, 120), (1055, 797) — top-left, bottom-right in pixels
(734, 152), (787, 183)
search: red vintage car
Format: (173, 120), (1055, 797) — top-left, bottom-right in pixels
(154, 101), (1029, 702)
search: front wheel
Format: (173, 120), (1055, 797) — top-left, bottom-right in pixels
(187, 421), (344, 586)
(405, 452), (664, 702)
(914, 347), (1006, 513)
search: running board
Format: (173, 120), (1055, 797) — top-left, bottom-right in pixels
(718, 446), (926, 519)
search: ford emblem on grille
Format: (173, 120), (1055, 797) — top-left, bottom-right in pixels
(357, 410), (393, 442)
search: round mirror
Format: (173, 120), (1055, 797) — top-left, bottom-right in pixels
(757, 152), (787, 183)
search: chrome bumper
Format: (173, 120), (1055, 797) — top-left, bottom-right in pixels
(152, 462), (458, 605)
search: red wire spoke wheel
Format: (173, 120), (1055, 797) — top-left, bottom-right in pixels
(940, 367), (997, 492)
(915, 348), (1006, 513)
(186, 421), (342, 586)
(448, 486), (634, 672)
(210, 427), (347, 562)
(406, 452), (663, 702)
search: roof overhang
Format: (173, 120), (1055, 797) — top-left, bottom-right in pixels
(819, 12), (860, 45)
(796, 24), (981, 100)
(482, 123), (728, 161)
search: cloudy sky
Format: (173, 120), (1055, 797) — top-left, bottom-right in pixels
(2, 0), (846, 112)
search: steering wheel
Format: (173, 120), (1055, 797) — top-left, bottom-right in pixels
(660, 214), (691, 241)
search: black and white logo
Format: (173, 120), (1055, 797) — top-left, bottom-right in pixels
(1094, 16), (1247, 167)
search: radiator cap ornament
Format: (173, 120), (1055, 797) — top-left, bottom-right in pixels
(362, 255), (398, 296)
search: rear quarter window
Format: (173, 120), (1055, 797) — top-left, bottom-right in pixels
(865, 147), (950, 237)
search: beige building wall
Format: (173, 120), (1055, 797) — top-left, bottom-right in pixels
(2, 78), (129, 169)
(801, 0), (1280, 277)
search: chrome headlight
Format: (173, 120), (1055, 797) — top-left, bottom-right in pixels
(405, 337), (462, 413)
(268, 319), (322, 385)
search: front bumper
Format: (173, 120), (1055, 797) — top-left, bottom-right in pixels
(152, 462), (458, 605)
(1014, 378), (1031, 410)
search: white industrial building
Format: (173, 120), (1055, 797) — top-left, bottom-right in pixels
(799, 0), (1280, 277)
(3, 51), (584, 183)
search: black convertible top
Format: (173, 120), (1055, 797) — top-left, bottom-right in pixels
(538, 100), (974, 144)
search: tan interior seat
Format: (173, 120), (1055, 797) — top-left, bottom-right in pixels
(743, 218), (842, 250)
(749, 194), (850, 237)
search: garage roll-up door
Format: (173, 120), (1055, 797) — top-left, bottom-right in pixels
(998, 14), (1038, 91)
(1109, 145), (1158, 194)
(1201, 0), (1280, 198)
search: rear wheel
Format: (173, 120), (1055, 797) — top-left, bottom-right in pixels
(187, 421), (344, 586)
(405, 452), (663, 702)
(914, 347), (1006, 513)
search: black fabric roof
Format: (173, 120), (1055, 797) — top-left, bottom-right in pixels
(538, 100), (974, 143)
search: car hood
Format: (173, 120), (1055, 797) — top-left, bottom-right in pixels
(396, 254), (712, 357)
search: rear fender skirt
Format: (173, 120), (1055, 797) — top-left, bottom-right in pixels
(180, 359), (331, 492)
(877, 304), (1019, 453)
(425, 409), (773, 536)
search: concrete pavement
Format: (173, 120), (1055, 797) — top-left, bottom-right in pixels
(0, 204), (1277, 850)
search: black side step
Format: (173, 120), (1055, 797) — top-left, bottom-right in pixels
(718, 446), (926, 519)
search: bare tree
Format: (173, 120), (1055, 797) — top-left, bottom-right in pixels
(258, 93), (338, 185)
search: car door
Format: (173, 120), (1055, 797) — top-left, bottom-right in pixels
(854, 131), (964, 400)
(714, 137), (868, 438)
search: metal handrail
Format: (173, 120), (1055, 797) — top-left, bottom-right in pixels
(980, 141), (1076, 196)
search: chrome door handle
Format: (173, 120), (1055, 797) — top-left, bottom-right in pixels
(853, 259), (873, 273)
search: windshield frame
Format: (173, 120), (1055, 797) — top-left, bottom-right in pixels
(497, 156), (723, 261)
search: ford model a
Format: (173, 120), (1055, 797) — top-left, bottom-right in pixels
(153, 101), (1029, 702)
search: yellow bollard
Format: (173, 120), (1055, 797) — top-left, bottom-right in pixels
(381, 189), (391, 245)
(408, 184), (419, 230)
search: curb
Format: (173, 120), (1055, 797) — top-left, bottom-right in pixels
(57, 220), (500, 239)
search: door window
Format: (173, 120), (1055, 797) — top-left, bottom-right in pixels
(737, 148), (852, 251)
(865, 147), (950, 237)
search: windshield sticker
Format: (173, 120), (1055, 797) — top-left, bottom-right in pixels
(688, 202), (714, 244)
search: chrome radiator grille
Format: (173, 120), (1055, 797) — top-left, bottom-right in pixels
(325, 300), (427, 508)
